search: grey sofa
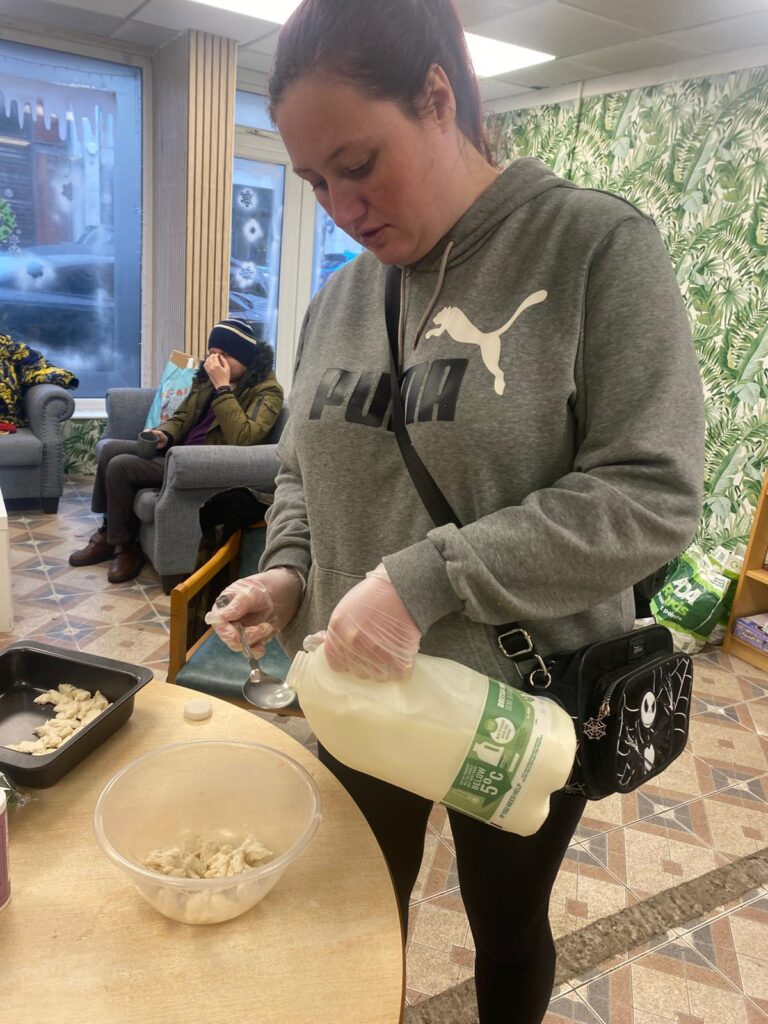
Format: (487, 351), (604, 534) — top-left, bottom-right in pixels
(0, 384), (76, 514)
(97, 387), (288, 592)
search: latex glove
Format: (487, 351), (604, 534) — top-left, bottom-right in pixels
(204, 568), (304, 656)
(306, 564), (421, 682)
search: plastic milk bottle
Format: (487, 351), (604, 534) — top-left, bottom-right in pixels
(286, 646), (577, 836)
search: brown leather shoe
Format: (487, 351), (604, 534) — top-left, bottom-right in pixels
(107, 542), (146, 584)
(69, 528), (115, 567)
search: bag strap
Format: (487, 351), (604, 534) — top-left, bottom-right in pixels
(385, 269), (463, 529)
(384, 266), (550, 681)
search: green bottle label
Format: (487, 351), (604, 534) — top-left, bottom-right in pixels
(443, 678), (543, 828)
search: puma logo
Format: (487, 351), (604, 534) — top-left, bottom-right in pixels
(425, 291), (548, 395)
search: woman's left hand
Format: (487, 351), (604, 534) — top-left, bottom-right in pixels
(205, 352), (231, 389)
(307, 564), (422, 682)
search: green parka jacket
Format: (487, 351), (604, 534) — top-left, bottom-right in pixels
(159, 371), (283, 447)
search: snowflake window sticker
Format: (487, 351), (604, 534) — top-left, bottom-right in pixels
(238, 188), (257, 209)
(242, 219), (263, 244)
(232, 261), (258, 290)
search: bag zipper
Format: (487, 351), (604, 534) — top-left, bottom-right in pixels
(588, 653), (680, 729)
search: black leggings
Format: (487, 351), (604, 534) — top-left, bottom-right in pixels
(318, 744), (586, 1024)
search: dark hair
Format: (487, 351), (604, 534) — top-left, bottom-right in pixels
(268, 0), (491, 162)
(195, 338), (274, 388)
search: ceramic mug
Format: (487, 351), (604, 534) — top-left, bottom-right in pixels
(137, 430), (159, 459)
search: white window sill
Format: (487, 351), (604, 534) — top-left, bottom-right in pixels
(73, 398), (107, 419)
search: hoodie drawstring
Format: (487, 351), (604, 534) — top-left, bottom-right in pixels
(397, 239), (455, 365)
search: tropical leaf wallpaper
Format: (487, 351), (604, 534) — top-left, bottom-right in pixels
(488, 65), (768, 551)
(63, 418), (105, 476)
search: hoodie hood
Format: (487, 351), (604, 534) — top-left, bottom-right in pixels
(412, 157), (575, 273)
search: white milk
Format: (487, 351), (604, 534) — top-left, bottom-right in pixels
(287, 646), (577, 837)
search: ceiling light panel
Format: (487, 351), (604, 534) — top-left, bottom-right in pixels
(465, 32), (554, 76)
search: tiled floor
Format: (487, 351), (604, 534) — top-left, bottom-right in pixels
(3, 482), (768, 1022)
(2, 481), (171, 677)
(545, 889), (768, 1024)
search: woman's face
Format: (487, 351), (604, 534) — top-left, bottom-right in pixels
(275, 74), (458, 266)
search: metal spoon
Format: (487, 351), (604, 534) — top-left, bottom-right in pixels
(213, 595), (298, 712)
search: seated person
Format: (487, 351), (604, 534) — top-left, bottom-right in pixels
(69, 319), (283, 583)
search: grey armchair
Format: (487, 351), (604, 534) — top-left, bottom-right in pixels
(97, 387), (287, 592)
(0, 384), (76, 513)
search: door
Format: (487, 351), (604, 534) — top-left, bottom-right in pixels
(230, 128), (304, 391)
(231, 123), (364, 393)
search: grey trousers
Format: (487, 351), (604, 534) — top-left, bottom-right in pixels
(91, 440), (166, 545)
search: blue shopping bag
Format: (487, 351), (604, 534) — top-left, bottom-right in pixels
(144, 350), (201, 429)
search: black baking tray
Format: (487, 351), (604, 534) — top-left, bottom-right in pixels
(0, 640), (153, 788)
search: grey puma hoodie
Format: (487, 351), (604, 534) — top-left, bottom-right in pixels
(262, 158), (705, 683)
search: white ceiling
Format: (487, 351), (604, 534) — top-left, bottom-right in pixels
(2, 0), (768, 106)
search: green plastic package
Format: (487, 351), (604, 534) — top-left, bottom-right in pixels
(0, 770), (30, 813)
(651, 545), (744, 654)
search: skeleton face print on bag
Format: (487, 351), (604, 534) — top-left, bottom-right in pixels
(640, 691), (657, 728)
(616, 661), (691, 790)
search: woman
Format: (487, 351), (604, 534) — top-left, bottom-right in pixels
(211, 2), (704, 1020)
(70, 319), (283, 583)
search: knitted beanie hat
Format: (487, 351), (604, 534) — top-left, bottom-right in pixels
(207, 319), (259, 367)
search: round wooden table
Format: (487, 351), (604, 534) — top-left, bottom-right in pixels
(1, 682), (404, 1024)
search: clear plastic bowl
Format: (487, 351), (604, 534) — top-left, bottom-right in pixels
(94, 739), (322, 924)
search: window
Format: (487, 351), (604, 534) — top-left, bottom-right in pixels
(234, 90), (273, 133)
(311, 208), (364, 297)
(229, 158), (285, 348)
(230, 100), (364, 392)
(0, 41), (142, 397)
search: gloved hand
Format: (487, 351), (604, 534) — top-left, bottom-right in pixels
(306, 564), (421, 682)
(204, 568), (304, 656)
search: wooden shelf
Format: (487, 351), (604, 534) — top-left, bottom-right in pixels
(723, 469), (768, 675)
(724, 633), (768, 674)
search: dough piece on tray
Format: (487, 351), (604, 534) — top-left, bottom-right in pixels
(4, 684), (111, 756)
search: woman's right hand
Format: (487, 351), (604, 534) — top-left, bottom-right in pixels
(204, 568), (304, 655)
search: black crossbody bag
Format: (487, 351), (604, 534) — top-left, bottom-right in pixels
(384, 267), (693, 800)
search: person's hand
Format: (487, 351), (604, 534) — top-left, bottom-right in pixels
(306, 564), (421, 682)
(204, 568), (304, 656)
(148, 429), (168, 450)
(204, 352), (231, 389)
